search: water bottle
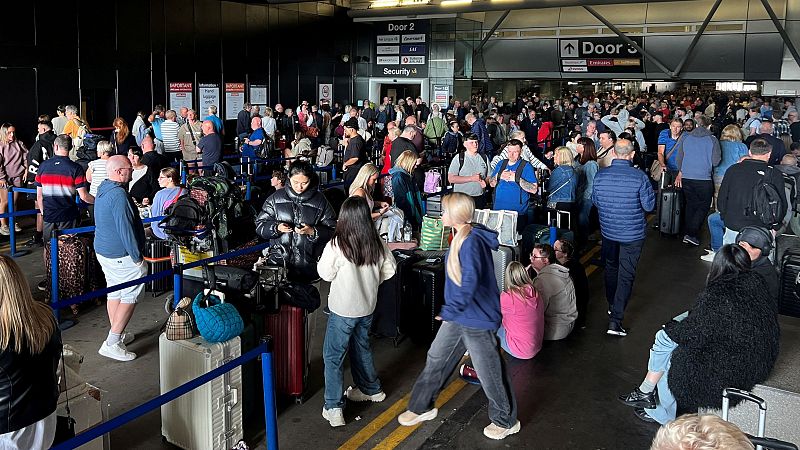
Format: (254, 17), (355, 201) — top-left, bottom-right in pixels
(403, 222), (413, 242)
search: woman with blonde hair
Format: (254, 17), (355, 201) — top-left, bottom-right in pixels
(398, 193), (520, 441)
(650, 414), (754, 450)
(547, 146), (578, 219)
(389, 151), (424, 232)
(463, 261), (542, 370)
(714, 124), (748, 192)
(0, 255), (61, 449)
(349, 163), (390, 221)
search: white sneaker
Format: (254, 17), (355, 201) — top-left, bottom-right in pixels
(122, 332), (135, 345)
(13, 223), (21, 233)
(0, 225), (9, 236)
(98, 341), (136, 361)
(345, 386), (386, 402)
(700, 250), (715, 262)
(483, 421), (521, 440)
(398, 408), (438, 426)
(322, 407), (346, 427)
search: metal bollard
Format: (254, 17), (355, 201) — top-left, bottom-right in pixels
(261, 338), (279, 450)
(7, 188), (16, 257)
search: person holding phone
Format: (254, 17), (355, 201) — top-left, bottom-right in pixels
(256, 160), (337, 282)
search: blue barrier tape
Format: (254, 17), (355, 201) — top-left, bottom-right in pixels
(51, 268), (174, 310)
(51, 343), (270, 450)
(55, 216), (165, 237)
(10, 187), (37, 194)
(182, 241), (271, 271)
(0, 208), (39, 220)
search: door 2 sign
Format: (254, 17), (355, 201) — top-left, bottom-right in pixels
(559, 37), (644, 73)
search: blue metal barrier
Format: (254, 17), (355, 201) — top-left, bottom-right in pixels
(4, 187), (40, 257)
(51, 340), (279, 450)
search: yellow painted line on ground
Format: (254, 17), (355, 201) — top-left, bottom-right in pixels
(580, 245), (600, 265)
(371, 378), (468, 450)
(338, 391), (414, 450)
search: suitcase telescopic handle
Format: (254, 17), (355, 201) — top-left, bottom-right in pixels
(722, 388), (768, 443)
(748, 436), (799, 450)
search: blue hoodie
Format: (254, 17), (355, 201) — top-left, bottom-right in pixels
(440, 224), (502, 330)
(94, 179), (146, 263)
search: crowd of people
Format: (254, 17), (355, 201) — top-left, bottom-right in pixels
(0, 87), (792, 448)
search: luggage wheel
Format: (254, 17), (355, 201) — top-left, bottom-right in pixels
(294, 395), (304, 405)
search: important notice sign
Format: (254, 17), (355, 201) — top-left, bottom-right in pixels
(373, 20), (428, 78)
(559, 37), (644, 73)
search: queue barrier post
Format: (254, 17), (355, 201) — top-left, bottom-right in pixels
(173, 263), (183, 306)
(50, 231), (60, 322)
(7, 188), (16, 257)
(180, 160), (188, 185)
(261, 337), (279, 450)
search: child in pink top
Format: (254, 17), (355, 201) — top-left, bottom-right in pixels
(498, 262), (544, 360)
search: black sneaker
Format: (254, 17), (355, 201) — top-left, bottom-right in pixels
(37, 280), (47, 292)
(607, 322), (627, 336)
(24, 237), (44, 248)
(684, 235), (700, 246)
(633, 407), (657, 423)
(618, 387), (657, 409)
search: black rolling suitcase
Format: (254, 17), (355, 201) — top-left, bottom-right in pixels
(372, 250), (424, 346)
(778, 248), (800, 317)
(410, 259), (446, 344)
(144, 239), (172, 295)
(659, 176), (683, 236)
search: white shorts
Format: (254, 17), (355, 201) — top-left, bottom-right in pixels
(0, 410), (56, 450)
(96, 254), (148, 304)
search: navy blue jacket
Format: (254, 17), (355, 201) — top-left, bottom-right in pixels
(592, 159), (656, 243)
(440, 225), (501, 330)
(471, 119), (493, 155)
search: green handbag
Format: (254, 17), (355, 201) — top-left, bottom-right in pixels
(419, 215), (452, 251)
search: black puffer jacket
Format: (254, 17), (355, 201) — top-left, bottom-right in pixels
(255, 178), (336, 282)
(665, 271), (780, 412)
(0, 328), (61, 433)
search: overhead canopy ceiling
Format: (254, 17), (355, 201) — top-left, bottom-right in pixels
(346, 0), (700, 19)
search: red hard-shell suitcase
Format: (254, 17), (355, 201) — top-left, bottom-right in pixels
(264, 304), (308, 402)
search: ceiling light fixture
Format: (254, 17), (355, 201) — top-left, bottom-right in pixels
(400, 0), (431, 5)
(440, 0), (472, 5)
(370, 0), (400, 7)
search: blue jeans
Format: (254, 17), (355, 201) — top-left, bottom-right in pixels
(323, 313), (382, 410)
(708, 213), (724, 252)
(644, 329), (679, 424)
(602, 238), (645, 326)
(496, 326), (515, 358)
(408, 321), (517, 428)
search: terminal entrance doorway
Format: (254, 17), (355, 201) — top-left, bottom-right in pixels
(380, 83), (420, 103)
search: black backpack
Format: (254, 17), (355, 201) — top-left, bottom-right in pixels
(748, 166), (783, 229)
(160, 195), (206, 243)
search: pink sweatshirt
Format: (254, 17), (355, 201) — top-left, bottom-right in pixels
(500, 286), (544, 359)
(0, 142), (28, 180)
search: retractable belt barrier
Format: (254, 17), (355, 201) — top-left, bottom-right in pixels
(50, 339), (280, 450)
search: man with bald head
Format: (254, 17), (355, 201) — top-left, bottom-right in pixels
(241, 116), (267, 175)
(592, 138), (655, 336)
(197, 120), (222, 173)
(94, 155), (147, 361)
(140, 134), (168, 173)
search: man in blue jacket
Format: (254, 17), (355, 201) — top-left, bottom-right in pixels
(466, 113), (493, 156)
(94, 155), (147, 362)
(593, 139), (656, 336)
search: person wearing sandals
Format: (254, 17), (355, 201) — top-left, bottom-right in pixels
(317, 197), (397, 427)
(397, 192), (520, 440)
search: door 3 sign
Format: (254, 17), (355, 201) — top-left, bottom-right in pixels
(559, 37), (643, 73)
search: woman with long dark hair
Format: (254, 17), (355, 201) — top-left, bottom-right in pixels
(576, 136), (599, 248)
(256, 160), (337, 282)
(316, 196), (397, 427)
(618, 244), (779, 425)
(398, 193), (519, 441)
(0, 255), (61, 449)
